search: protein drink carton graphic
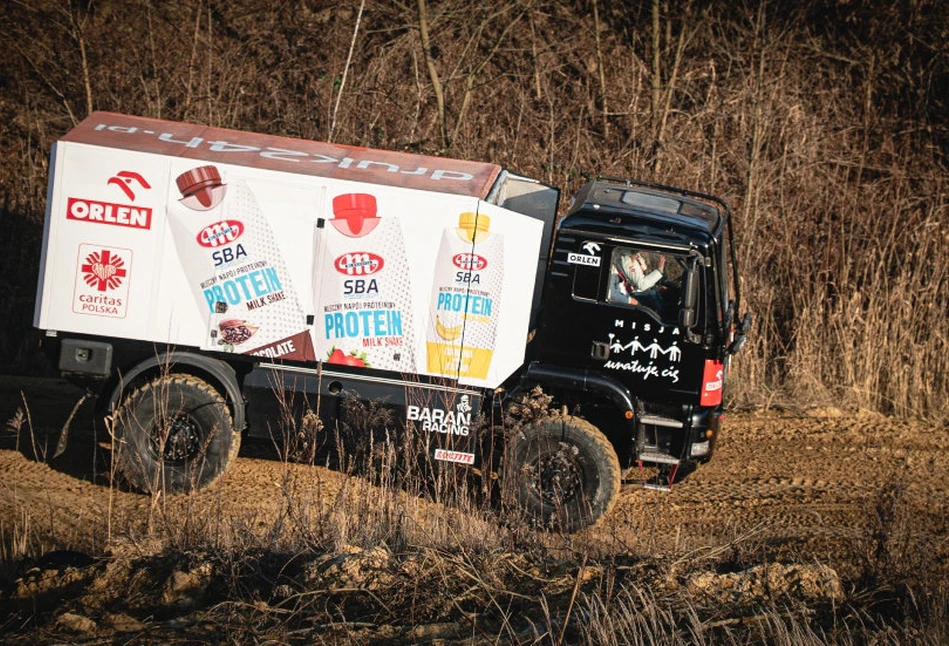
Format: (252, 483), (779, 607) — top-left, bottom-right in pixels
(427, 211), (504, 380)
(312, 192), (416, 371)
(167, 164), (314, 361)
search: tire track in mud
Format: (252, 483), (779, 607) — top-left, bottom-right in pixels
(603, 412), (949, 570)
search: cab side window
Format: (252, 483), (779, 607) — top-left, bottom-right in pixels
(607, 247), (687, 323)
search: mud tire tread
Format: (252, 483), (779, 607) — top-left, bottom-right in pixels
(511, 415), (621, 533)
(112, 374), (240, 494)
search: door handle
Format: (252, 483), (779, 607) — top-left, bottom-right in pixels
(591, 341), (610, 360)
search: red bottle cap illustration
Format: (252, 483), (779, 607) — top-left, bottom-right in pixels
(331, 193), (379, 237)
(177, 165), (227, 210)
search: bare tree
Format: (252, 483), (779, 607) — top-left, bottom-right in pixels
(330, 0), (367, 142)
(415, 0), (528, 150)
(416, 0), (448, 147)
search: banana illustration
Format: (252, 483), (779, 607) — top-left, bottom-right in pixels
(435, 316), (463, 341)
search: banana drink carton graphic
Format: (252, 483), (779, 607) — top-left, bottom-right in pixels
(426, 211), (503, 379)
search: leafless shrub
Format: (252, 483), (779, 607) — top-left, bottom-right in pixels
(2, 1), (946, 422)
(856, 482), (940, 589)
(0, 510), (41, 583)
(4, 407), (27, 455)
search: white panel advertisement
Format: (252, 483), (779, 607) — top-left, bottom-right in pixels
(37, 143), (166, 341)
(310, 184), (542, 387)
(37, 115), (544, 389)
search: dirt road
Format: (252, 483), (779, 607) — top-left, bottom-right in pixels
(1, 375), (947, 575)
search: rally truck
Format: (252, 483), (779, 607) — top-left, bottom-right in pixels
(35, 112), (749, 531)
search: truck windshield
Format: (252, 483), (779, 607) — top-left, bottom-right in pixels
(607, 246), (687, 322)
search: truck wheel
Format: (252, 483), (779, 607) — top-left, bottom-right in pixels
(511, 416), (621, 532)
(112, 375), (240, 493)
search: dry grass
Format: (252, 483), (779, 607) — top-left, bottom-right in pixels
(2, 388), (949, 643)
(2, 468), (947, 643)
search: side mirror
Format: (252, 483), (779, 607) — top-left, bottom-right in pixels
(678, 262), (699, 328)
(739, 311), (751, 333)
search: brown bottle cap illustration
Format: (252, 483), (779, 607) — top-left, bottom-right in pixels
(177, 165), (226, 209)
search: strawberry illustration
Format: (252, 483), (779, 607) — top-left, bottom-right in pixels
(326, 347), (370, 368)
(342, 354), (366, 367)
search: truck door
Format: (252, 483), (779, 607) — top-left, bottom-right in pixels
(534, 236), (708, 403)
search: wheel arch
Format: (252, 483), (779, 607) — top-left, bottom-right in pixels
(523, 362), (635, 415)
(105, 351), (246, 432)
(520, 361), (636, 460)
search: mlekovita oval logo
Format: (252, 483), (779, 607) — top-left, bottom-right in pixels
(335, 252), (384, 275)
(452, 253), (487, 271)
(196, 220), (244, 248)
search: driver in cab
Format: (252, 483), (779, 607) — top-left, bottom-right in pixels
(610, 248), (665, 310)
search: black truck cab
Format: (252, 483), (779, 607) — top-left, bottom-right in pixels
(525, 179), (747, 484)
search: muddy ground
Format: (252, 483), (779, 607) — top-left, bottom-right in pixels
(1, 374), (947, 642)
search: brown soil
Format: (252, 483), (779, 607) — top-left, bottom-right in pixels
(1, 375), (946, 641)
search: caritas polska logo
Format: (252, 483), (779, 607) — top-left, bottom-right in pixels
(66, 170), (153, 230)
(81, 248), (127, 291)
(73, 244), (131, 318)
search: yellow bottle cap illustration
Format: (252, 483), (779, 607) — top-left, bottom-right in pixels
(457, 212), (491, 243)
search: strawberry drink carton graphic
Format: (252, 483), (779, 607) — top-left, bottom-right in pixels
(168, 164), (314, 361)
(427, 212), (503, 380)
(313, 193), (416, 371)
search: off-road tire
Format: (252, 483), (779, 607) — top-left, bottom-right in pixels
(112, 374), (240, 493)
(511, 415), (621, 532)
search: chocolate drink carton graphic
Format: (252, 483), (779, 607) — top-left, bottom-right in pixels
(427, 212), (503, 380)
(312, 193), (416, 371)
(168, 165), (314, 361)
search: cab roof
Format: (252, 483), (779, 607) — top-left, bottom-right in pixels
(563, 179), (727, 248)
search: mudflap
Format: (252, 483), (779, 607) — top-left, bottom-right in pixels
(405, 387), (482, 469)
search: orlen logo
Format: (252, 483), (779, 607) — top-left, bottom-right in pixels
(335, 252), (384, 276)
(107, 170), (151, 201)
(197, 220), (244, 248)
(66, 170), (154, 230)
(67, 198), (152, 230)
(452, 253), (487, 271)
